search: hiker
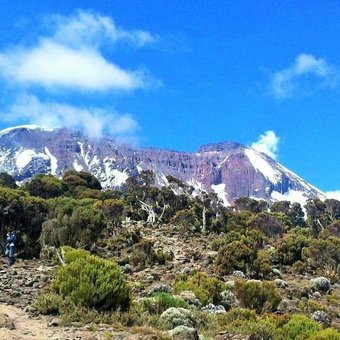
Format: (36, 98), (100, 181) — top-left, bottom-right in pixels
(5, 227), (19, 266)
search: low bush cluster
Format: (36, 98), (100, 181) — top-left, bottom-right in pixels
(36, 247), (131, 314)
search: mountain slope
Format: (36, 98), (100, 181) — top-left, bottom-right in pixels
(0, 125), (324, 205)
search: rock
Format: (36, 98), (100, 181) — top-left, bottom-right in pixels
(168, 325), (199, 339)
(48, 318), (60, 327)
(201, 303), (226, 314)
(0, 313), (15, 330)
(179, 291), (201, 307)
(215, 332), (251, 339)
(121, 264), (133, 274)
(311, 277), (331, 293)
(181, 267), (193, 276)
(145, 274), (155, 283)
(311, 310), (331, 327)
(277, 299), (289, 313)
(274, 279), (288, 288)
(232, 270), (246, 278)
(220, 290), (238, 309)
(311, 291), (322, 300)
(272, 268), (283, 278)
(160, 307), (196, 329)
(148, 283), (172, 296)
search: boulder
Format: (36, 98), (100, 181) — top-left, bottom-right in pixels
(311, 310), (331, 327)
(148, 283), (172, 296)
(201, 303), (226, 314)
(232, 270), (246, 278)
(311, 277), (331, 293)
(274, 279), (288, 288)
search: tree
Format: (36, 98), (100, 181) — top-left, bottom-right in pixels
(234, 197), (268, 214)
(247, 212), (285, 238)
(0, 172), (17, 189)
(305, 199), (331, 235)
(26, 174), (65, 199)
(62, 170), (102, 192)
(271, 201), (305, 227)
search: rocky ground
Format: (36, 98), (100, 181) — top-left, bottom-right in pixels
(0, 258), (157, 339)
(0, 223), (339, 339)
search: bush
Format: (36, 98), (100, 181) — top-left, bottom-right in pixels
(309, 328), (340, 339)
(202, 308), (277, 339)
(141, 293), (187, 314)
(215, 240), (254, 275)
(303, 237), (340, 276)
(52, 247), (131, 311)
(234, 280), (281, 313)
(34, 293), (63, 315)
(275, 314), (321, 340)
(174, 272), (224, 305)
(129, 239), (172, 270)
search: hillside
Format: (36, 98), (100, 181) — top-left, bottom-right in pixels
(0, 170), (338, 339)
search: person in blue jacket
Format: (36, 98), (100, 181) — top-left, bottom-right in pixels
(5, 227), (18, 266)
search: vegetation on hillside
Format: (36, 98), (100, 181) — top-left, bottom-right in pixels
(0, 170), (339, 338)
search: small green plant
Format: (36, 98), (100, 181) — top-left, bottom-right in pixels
(275, 314), (321, 340)
(34, 293), (63, 315)
(173, 271), (224, 305)
(141, 293), (187, 314)
(234, 279), (281, 313)
(52, 247), (131, 311)
(309, 328), (340, 339)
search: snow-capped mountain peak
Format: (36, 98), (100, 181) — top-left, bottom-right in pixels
(0, 126), (325, 206)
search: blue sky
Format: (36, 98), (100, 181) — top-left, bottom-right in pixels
(0, 1), (339, 195)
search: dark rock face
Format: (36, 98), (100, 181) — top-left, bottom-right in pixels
(0, 126), (324, 205)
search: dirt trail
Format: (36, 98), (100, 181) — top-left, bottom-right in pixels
(0, 304), (103, 340)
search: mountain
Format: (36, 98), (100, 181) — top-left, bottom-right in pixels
(0, 125), (325, 206)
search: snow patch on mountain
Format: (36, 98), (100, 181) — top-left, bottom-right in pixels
(211, 183), (230, 206)
(44, 147), (58, 175)
(72, 160), (83, 172)
(110, 169), (129, 186)
(16, 149), (49, 169)
(0, 149), (11, 163)
(271, 189), (311, 208)
(245, 148), (281, 184)
(0, 125), (53, 137)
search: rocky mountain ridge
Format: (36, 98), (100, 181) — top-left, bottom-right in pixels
(0, 125), (324, 206)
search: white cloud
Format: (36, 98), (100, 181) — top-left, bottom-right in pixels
(325, 191), (340, 201)
(270, 53), (338, 99)
(51, 11), (156, 48)
(2, 95), (139, 139)
(251, 130), (280, 159)
(0, 11), (157, 91)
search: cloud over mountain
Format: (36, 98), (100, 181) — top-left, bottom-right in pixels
(251, 130), (280, 160)
(270, 53), (338, 99)
(0, 11), (157, 92)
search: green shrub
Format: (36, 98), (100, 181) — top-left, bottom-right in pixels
(173, 272), (224, 305)
(234, 280), (281, 313)
(275, 314), (321, 340)
(309, 328), (340, 339)
(34, 293), (63, 315)
(52, 247), (131, 311)
(215, 240), (254, 275)
(141, 293), (187, 314)
(202, 308), (278, 339)
(130, 239), (172, 269)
